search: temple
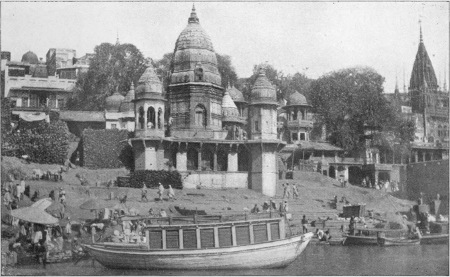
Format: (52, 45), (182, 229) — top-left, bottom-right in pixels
(129, 6), (284, 196)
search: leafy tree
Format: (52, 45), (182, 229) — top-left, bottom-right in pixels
(237, 64), (312, 102)
(154, 52), (173, 95)
(309, 67), (398, 153)
(216, 54), (238, 88)
(66, 42), (148, 111)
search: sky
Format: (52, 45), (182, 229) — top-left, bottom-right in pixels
(1, 2), (449, 93)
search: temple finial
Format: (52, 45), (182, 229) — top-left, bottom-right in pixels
(189, 3), (199, 23)
(116, 30), (120, 45)
(419, 19), (423, 43)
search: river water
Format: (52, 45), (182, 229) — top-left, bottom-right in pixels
(5, 244), (448, 276)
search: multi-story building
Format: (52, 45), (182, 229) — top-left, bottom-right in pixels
(46, 48), (76, 76)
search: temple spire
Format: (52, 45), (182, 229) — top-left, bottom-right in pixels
(188, 3), (199, 23)
(116, 30), (120, 45)
(419, 19), (423, 43)
(403, 67), (407, 93)
(444, 67), (448, 92)
(394, 74), (399, 94)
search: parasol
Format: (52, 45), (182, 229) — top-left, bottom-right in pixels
(10, 207), (59, 225)
(31, 198), (53, 210)
(79, 199), (108, 210)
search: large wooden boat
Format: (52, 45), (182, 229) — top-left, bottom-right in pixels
(83, 214), (314, 270)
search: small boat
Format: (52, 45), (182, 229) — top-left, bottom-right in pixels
(377, 237), (420, 246)
(83, 214), (314, 270)
(420, 233), (449, 245)
(343, 234), (378, 246)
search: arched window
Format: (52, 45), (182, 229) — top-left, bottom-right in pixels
(147, 107), (155, 129)
(158, 108), (163, 129)
(195, 67), (204, 82)
(138, 106), (145, 129)
(195, 104), (207, 127)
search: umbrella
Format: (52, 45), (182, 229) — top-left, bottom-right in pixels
(31, 198), (53, 210)
(10, 207), (59, 225)
(45, 201), (65, 218)
(79, 199), (108, 210)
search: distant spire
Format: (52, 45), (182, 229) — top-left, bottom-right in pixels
(116, 30), (120, 45)
(188, 3), (199, 23)
(394, 75), (399, 94)
(403, 67), (407, 93)
(419, 19), (423, 43)
(444, 67), (448, 92)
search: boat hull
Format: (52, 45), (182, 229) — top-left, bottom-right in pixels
(377, 237), (420, 246)
(420, 234), (449, 245)
(84, 233), (313, 270)
(343, 235), (379, 246)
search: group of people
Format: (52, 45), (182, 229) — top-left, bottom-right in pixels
(2, 179), (26, 210)
(250, 198), (289, 216)
(141, 182), (175, 202)
(281, 183), (300, 199)
(315, 228), (332, 242)
(360, 177), (400, 192)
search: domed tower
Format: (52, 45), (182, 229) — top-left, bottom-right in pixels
(134, 63), (166, 138)
(248, 68), (279, 140)
(247, 68), (284, 197)
(169, 6), (224, 136)
(104, 86), (125, 129)
(282, 91), (313, 143)
(222, 91), (246, 140)
(226, 84), (247, 120)
(21, 51), (39, 64)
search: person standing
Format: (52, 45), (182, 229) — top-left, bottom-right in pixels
(3, 188), (12, 209)
(141, 183), (148, 202)
(167, 185), (175, 201)
(158, 183), (165, 201)
(301, 215), (308, 233)
(19, 179), (26, 200)
(65, 218), (72, 238)
(292, 184), (299, 199)
(283, 183), (291, 199)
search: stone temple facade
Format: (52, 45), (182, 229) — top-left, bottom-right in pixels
(130, 6), (284, 196)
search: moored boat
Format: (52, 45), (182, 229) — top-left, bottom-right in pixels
(420, 233), (449, 245)
(83, 214), (314, 270)
(377, 237), (420, 246)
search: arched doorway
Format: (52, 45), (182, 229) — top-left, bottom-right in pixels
(147, 107), (155, 129)
(348, 166), (363, 186)
(138, 106), (145, 129)
(329, 166), (336, 179)
(238, 147), (249, 171)
(187, 148), (198, 171)
(201, 148), (214, 171)
(195, 105), (207, 128)
(217, 150), (228, 171)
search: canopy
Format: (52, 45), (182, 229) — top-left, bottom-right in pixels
(19, 112), (50, 122)
(10, 207), (59, 225)
(31, 198), (53, 210)
(79, 199), (109, 210)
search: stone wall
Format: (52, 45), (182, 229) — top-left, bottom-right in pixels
(407, 160), (449, 214)
(182, 172), (248, 189)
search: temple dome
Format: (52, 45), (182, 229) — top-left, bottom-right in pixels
(105, 89), (125, 112)
(171, 6), (221, 86)
(21, 51), (39, 64)
(136, 64), (163, 97)
(250, 68), (278, 105)
(119, 83), (135, 113)
(286, 91), (309, 106)
(226, 85), (246, 103)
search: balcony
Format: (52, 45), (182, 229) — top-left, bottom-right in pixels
(287, 119), (313, 129)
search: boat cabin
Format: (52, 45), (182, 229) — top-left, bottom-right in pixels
(93, 214), (288, 250)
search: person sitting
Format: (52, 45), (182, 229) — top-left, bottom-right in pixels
(160, 209), (168, 218)
(251, 204), (261, 214)
(316, 229), (324, 240)
(262, 201), (270, 211)
(321, 230), (332, 242)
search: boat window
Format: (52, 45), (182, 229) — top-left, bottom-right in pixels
(166, 230), (179, 249)
(270, 223), (280, 240)
(149, 231), (163, 249)
(253, 224), (268, 243)
(183, 229), (197, 249)
(218, 227), (232, 247)
(236, 225), (250, 246)
(200, 229), (215, 249)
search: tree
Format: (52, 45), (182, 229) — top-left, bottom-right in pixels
(237, 63), (312, 103)
(309, 67), (398, 153)
(66, 42), (148, 111)
(154, 52), (173, 95)
(216, 54), (238, 88)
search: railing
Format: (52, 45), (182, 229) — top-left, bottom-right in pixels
(287, 119), (313, 129)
